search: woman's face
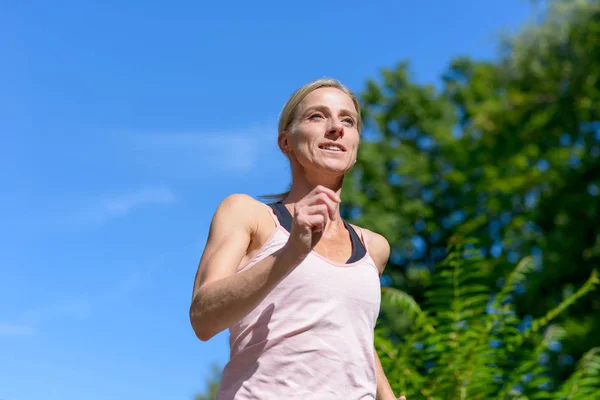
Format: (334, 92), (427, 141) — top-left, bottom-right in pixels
(281, 87), (360, 177)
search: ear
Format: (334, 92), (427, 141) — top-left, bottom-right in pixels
(277, 131), (292, 155)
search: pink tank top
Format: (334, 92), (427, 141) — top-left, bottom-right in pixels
(216, 205), (382, 400)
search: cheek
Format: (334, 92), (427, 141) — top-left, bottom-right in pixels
(348, 134), (360, 150)
(290, 127), (316, 149)
(291, 136), (309, 152)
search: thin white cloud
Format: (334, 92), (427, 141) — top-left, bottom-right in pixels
(22, 297), (93, 322)
(127, 125), (278, 175)
(112, 269), (148, 294)
(0, 297), (93, 337)
(70, 186), (176, 225)
(100, 186), (176, 217)
(0, 322), (34, 336)
(0, 271), (156, 337)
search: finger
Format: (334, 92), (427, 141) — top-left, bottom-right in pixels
(307, 204), (330, 229)
(299, 196), (336, 221)
(312, 185), (341, 203)
(307, 192), (338, 221)
(304, 213), (327, 232)
(297, 204), (329, 227)
(398, 396), (406, 400)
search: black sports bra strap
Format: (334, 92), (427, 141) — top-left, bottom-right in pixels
(345, 220), (367, 263)
(268, 202), (366, 264)
(269, 202), (293, 232)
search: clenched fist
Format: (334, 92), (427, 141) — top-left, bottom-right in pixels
(285, 185), (341, 260)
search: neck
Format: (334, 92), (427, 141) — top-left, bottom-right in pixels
(283, 167), (345, 227)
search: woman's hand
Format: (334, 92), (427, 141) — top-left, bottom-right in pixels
(285, 185), (340, 259)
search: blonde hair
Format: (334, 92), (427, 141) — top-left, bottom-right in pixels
(261, 78), (362, 203)
(278, 78), (363, 136)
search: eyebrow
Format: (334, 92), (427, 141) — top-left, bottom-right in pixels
(303, 105), (358, 120)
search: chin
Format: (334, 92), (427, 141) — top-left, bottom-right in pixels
(296, 155), (353, 177)
(317, 162), (353, 176)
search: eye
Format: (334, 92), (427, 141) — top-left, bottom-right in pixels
(308, 113), (324, 120)
(342, 117), (355, 126)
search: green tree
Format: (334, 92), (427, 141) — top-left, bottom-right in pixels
(343, 0), (600, 383)
(194, 364), (221, 400)
(375, 236), (599, 399)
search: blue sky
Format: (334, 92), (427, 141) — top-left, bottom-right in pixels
(1, 1), (533, 399)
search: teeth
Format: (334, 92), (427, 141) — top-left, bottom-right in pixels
(322, 145), (342, 151)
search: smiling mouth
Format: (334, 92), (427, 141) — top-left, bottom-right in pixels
(318, 144), (346, 152)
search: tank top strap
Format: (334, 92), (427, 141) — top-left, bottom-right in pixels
(262, 202), (281, 228)
(357, 226), (368, 250)
(355, 227), (383, 276)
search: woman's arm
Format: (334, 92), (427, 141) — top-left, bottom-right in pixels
(190, 187), (340, 341)
(189, 194), (302, 341)
(365, 229), (406, 400)
(375, 351), (398, 400)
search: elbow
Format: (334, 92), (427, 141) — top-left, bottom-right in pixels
(189, 308), (216, 342)
(195, 329), (214, 342)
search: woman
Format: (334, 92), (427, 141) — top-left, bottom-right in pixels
(190, 78), (406, 400)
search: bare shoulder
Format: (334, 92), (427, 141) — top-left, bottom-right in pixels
(351, 224), (391, 275)
(216, 193), (261, 210)
(195, 193), (267, 288)
(212, 193), (265, 225)
(214, 193), (262, 216)
(210, 193), (275, 248)
(205, 193), (268, 245)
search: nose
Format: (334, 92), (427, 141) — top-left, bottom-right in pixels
(326, 118), (344, 138)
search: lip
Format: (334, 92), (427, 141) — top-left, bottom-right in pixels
(318, 141), (347, 152)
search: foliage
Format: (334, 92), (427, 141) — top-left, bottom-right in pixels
(375, 236), (600, 399)
(343, 0), (600, 382)
(192, 1), (600, 396)
(194, 363), (221, 400)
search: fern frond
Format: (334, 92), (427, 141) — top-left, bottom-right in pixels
(378, 229), (599, 400)
(492, 256), (535, 310)
(553, 347), (600, 399)
(497, 325), (566, 399)
(381, 286), (434, 332)
(524, 270), (599, 340)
